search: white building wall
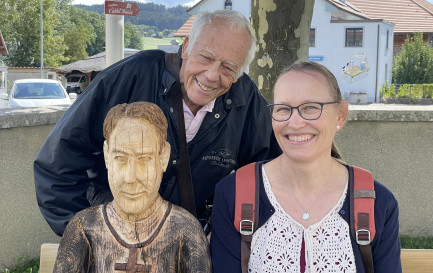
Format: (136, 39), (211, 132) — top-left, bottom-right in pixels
(376, 24), (394, 101)
(188, 0), (251, 20)
(309, 0), (394, 103)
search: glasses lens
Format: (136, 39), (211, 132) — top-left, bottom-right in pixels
(270, 104), (292, 121)
(299, 103), (322, 120)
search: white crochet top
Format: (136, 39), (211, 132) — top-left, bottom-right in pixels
(248, 166), (356, 273)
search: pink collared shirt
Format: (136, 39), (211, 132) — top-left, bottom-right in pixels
(183, 99), (216, 142)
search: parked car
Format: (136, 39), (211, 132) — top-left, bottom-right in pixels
(66, 73), (88, 94)
(7, 79), (76, 108)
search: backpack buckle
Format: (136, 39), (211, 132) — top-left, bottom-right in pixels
(239, 220), (254, 236)
(356, 229), (371, 245)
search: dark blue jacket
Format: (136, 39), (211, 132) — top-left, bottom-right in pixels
(34, 50), (281, 236)
(211, 161), (402, 273)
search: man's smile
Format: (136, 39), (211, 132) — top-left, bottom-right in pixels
(196, 79), (215, 92)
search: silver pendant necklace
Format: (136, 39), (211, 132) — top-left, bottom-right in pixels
(278, 158), (334, 220)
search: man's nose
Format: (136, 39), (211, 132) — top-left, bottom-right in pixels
(205, 61), (221, 82)
(124, 158), (136, 183)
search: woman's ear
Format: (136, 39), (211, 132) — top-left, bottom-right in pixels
(337, 100), (349, 129)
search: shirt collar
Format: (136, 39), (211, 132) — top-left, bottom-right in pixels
(183, 98), (216, 115)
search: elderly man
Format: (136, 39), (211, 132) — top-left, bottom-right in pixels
(34, 9), (281, 237)
(53, 102), (211, 272)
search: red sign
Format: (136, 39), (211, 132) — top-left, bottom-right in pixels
(105, 1), (140, 16)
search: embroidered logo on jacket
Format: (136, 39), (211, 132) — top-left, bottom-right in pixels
(202, 149), (236, 168)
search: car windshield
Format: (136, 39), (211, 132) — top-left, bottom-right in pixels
(67, 76), (81, 83)
(13, 83), (66, 99)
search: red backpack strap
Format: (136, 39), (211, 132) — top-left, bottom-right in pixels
(234, 162), (260, 273)
(350, 165), (376, 273)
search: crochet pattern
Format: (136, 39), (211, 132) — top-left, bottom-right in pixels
(248, 167), (356, 273)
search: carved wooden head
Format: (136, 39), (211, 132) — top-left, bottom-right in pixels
(103, 102), (170, 221)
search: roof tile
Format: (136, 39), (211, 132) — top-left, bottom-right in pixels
(348, 0), (433, 33)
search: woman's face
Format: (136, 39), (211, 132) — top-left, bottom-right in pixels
(271, 70), (348, 163)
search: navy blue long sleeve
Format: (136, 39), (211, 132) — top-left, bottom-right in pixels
(210, 162), (402, 273)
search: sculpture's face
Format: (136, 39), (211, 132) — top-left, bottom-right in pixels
(104, 117), (170, 220)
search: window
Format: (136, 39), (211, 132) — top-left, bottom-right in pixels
(345, 28), (363, 47)
(309, 28), (316, 47)
(385, 64), (388, 83)
(386, 30), (389, 49)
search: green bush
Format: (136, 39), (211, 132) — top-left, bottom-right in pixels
(0, 257), (39, 273)
(393, 32), (433, 84)
(424, 84), (433, 98)
(381, 82), (433, 100)
(397, 84), (411, 98)
(411, 84), (423, 99)
(380, 82), (396, 98)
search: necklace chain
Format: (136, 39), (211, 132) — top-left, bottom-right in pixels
(278, 158), (334, 220)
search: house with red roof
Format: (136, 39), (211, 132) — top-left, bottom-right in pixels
(348, 0), (433, 52)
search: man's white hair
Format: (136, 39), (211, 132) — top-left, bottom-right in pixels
(186, 10), (256, 79)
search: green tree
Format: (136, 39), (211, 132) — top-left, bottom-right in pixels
(58, 4), (105, 62)
(63, 26), (89, 62)
(392, 32), (433, 84)
(0, 0), (41, 66)
(125, 22), (143, 50)
(81, 9), (105, 56)
(41, 0), (68, 67)
(0, 0), (67, 67)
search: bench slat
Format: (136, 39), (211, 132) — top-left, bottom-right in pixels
(401, 249), (433, 273)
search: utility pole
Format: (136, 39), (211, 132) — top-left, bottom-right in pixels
(40, 0), (44, 79)
(105, 0), (124, 67)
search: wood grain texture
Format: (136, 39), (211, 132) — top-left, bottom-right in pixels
(40, 243), (59, 273)
(53, 201), (211, 273)
(401, 249), (433, 273)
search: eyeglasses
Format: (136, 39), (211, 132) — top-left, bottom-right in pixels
(267, 101), (339, 121)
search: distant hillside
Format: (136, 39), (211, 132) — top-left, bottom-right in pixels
(75, 2), (191, 31)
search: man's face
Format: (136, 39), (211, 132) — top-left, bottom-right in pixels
(104, 117), (170, 220)
(179, 19), (251, 113)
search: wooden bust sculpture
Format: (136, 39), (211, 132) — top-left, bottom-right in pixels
(53, 102), (211, 273)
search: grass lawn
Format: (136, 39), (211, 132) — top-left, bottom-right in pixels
(400, 235), (433, 249)
(141, 37), (184, 50)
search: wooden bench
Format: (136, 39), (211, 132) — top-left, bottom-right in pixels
(40, 243), (59, 273)
(401, 249), (433, 273)
(40, 245), (432, 273)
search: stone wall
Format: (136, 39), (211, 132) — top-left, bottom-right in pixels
(0, 104), (432, 269)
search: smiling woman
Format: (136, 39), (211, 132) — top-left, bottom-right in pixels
(211, 61), (402, 273)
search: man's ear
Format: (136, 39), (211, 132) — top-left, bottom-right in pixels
(103, 140), (109, 168)
(160, 142), (171, 172)
(337, 100), (349, 129)
(181, 36), (190, 60)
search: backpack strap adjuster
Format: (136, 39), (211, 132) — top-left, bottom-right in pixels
(356, 229), (371, 245)
(240, 220), (254, 236)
